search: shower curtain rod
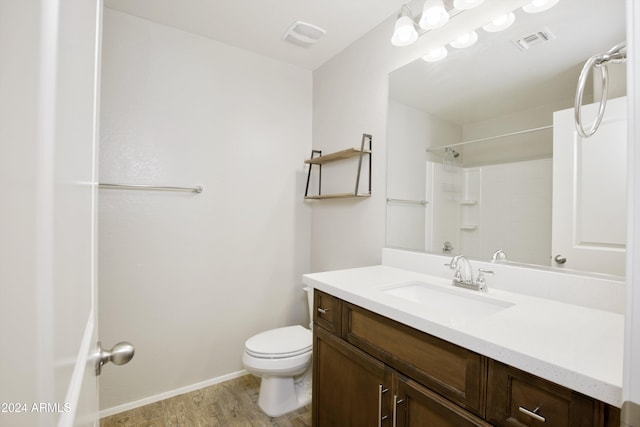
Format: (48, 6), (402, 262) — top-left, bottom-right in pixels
(99, 183), (204, 193)
(425, 124), (552, 153)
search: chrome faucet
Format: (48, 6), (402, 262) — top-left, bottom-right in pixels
(447, 255), (492, 292)
(448, 255), (474, 287)
(491, 249), (507, 262)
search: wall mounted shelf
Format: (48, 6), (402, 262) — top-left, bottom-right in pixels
(305, 193), (371, 200)
(304, 134), (372, 200)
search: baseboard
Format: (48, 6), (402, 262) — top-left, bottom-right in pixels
(98, 369), (249, 419)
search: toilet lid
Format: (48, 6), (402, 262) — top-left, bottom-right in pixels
(245, 325), (312, 359)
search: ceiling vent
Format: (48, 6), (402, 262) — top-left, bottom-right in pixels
(282, 21), (326, 48)
(513, 28), (556, 51)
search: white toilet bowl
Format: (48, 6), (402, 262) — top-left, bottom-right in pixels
(242, 325), (312, 417)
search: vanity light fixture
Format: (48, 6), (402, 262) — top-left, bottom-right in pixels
(450, 31), (478, 48)
(391, 0), (559, 64)
(522, 0), (560, 13)
(419, 0), (449, 30)
(391, 5), (419, 46)
(422, 46), (448, 62)
(482, 12), (516, 32)
(453, 0), (485, 10)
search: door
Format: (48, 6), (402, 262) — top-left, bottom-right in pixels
(0, 1), (102, 426)
(56, 1), (104, 425)
(313, 327), (391, 426)
(552, 96), (627, 276)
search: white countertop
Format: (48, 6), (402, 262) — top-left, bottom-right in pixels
(303, 265), (624, 407)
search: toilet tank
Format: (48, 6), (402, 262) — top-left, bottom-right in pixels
(304, 287), (313, 329)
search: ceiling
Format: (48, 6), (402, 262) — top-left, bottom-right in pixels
(389, 0), (627, 125)
(103, 0), (408, 70)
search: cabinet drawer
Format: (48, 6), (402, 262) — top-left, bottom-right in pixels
(487, 360), (620, 427)
(394, 373), (492, 427)
(343, 302), (487, 416)
(313, 289), (342, 335)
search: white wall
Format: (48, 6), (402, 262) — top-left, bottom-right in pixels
(476, 159), (552, 265)
(99, 9), (312, 411)
(311, 0), (531, 272)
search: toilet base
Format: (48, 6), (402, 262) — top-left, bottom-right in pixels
(256, 366), (312, 417)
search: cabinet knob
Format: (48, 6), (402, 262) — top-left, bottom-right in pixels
(554, 254), (567, 264)
(317, 307), (330, 314)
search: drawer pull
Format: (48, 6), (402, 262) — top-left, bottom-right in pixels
(392, 396), (405, 427)
(519, 406), (546, 423)
(378, 385), (383, 427)
(378, 385), (389, 427)
(317, 307), (330, 314)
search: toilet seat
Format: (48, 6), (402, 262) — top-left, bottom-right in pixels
(245, 325), (311, 359)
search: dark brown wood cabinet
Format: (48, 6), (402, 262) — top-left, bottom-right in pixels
(313, 326), (391, 426)
(343, 302), (487, 416)
(313, 289), (341, 335)
(393, 373), (492, 427)
(312, 289), (621, 427)
(486, 360), (621, 427)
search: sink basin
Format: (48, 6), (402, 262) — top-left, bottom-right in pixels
(380, 281), (514, 326)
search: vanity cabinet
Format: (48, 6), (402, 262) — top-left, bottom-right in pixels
(312, 289), (620, 427)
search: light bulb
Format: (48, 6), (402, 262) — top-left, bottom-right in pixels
(391, 12), (418, 46)
(482, 12), (515, 32)
(450, 31), (478, 48)
(419, 0), (449, 30)
(422, 46), (448, 62)
(453, 0), (485, 10)
(523, 0), (560, 13)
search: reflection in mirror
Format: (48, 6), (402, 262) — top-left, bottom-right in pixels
(386, 0), (627, 276)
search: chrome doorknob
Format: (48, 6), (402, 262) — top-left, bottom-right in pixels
(96, 341), (135, 376)
(554, 254), (567, 264)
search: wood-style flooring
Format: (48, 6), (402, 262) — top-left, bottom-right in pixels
(100, 374), (311, 427)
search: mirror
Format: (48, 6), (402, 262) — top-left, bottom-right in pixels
(386, 0), (627, 276)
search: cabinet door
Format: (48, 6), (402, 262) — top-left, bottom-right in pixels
(313, 326), (391, 427)
(394, 373), (492, 427)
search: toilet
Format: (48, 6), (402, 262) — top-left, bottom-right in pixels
(241, 288), (314, 417)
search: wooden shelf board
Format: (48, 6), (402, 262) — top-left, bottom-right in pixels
(305, 193), (371, 200)
(304, 148), (371, 165)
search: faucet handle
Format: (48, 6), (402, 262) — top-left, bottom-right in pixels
(476, 268), (494, 292)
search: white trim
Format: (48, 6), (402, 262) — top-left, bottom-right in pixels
(35, 0), (59, 417)
(98, 370), (250, 419)
(624, 0), (640, 411)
